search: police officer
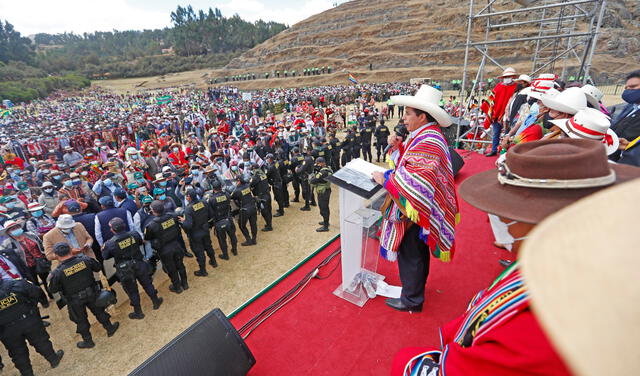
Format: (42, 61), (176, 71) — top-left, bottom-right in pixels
(144, 201), (189, 294)
(0, 278), (63, 376)
(374, 119), (391, 162)
(181, 189), (217, 277)
(264, 154), (285, 217)
(351, 125), (362, 160)
(342, 128), (355, 165)
(249, 164), (273, 232)
(207, 180), (238, 258)
(277, 151), (292, 208)
(328, 133), (342, 171)
(360, 121), (374, 162)
(102, 218), (163, 320)
(49, 242), (120, 349)
(231, 175), (258, 246)
(295, 148), (315, 211)
(289, 147), (305, 202)
(309, 157), (333, 232)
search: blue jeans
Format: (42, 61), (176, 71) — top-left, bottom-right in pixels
(491, 121), (502, 153)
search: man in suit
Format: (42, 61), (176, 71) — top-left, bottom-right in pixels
(610, 70), (640, 166)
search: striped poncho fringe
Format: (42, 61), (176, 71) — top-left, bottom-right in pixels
(379, 126), (459, 262)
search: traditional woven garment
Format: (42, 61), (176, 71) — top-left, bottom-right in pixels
(379, 124), (459, 262)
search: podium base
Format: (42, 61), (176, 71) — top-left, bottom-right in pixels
(333, 270), (385, 307)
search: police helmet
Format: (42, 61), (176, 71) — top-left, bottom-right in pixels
(211, 180), (222, 191)
(316, 157), (326, 165)
(95, 289), (117, 308)
(265, 153), (275, 161)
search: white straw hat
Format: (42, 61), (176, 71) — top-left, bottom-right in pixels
(498, 67), (518, 78)
(541, 87), (587, 115)
(550, 108), (619, 155)
(580, 84), (604, 108)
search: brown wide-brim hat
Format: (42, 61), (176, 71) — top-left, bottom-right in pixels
(458, 139), (640, 224)
(519, 178), (640, 376)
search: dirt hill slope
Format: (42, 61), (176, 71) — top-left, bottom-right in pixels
(220, 0), (639, 83)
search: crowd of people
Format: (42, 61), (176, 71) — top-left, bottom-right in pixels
(0, 81), (418, 375)
(0, 66), (638, 375)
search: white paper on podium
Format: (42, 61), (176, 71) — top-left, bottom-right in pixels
(332, 158), (387, 192)
(375, 280), (402, 298)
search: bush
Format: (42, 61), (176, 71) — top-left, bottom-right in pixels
(0, 73), (91, 103)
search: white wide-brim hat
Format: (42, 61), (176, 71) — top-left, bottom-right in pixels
(541, 87), (587, 115)
(55, 214), (76, 229)
(498, 67), (518, 78)
(390, 85), (452, 127)
(550, 108), (619, 155)
(581, 84), (604, 108)
(520, 178), (640, 376)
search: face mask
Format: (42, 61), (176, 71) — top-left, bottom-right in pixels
(86, 154), (94, 158)
(81, 171), (88, 176)
(137, 179), (145, 185)
(158, 194), (166, 201)
(621, 89), (640, 104)
(60, 228), (72, 234)
(173, 148), (179, 153)
(503, 78), (514, 84)
(32, 210), (44, 217)
(488, 214), (527, 251)
(159, 181), (167, 187)
(53, 175), (62, 180)
(44, 188), (54, 194)
(103, 179), (113, 186)
(72, 179), (81, 186)
(231, 166), (238, 172)
(6, 202), (16, 209)
(9, 228), (23, 237)
(64, 180), (73, 187)
(131, 154), (138, 160)
(192, 170), (200, 176)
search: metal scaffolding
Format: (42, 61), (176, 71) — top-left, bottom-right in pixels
(454, 0), (607, 149)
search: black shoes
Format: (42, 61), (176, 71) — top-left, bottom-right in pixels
(194, 270), (208, 277)
(316, 226), (329, 232)
(231, 248), (238, 256)
(182, 281), (190, 291)
(300, 206), (311, 211)
(169, 284), (183, 294)
(76, 338), (95, 349)
(485, 151), (497, 157)
(128, 311), (145, 320)
(219, 254), (230, 260)
(385, 298), (422, 313)
(106, 322), (120, 337)
(209, 259), (218, 267)
(184, 251), (194, 258)
(241, 240), (252, 246)
(49, 349), (64, 368)
(152, 297), (163, 310)
(262, 226), (273, 232)
(273, 212), (283, 217)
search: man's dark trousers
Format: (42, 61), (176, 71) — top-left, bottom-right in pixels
(397, 224), (431, 308)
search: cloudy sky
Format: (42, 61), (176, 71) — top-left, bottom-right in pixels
(0, 0), (349, 36)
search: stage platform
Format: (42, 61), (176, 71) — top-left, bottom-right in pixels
(230, 151), (509, 375)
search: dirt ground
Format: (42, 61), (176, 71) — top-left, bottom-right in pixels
(1, 129), (406, 376)
(1, 191), (342, 375)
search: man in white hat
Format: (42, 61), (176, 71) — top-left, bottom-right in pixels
(486, 67), (519, 156)
(371, 85), (459, 313)
(42, 214), (95, 263)
(541, 87), (587, 138)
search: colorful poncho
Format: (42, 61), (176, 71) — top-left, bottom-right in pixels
(379, 124), (459, 262)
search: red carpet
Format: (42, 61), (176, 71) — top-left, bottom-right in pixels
(230, 151), (508, 375)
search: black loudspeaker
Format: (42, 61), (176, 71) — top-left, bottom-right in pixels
(449, 147), (465, 176)
(129, 308), (255, 376)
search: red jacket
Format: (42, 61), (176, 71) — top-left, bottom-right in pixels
(490, 82), (518, 123)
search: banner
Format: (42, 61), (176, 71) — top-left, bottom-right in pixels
(242, 92), (252, 101)
(156, 95), (173, 105)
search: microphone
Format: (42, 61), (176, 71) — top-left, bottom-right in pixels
(384, 124), (409, 154)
